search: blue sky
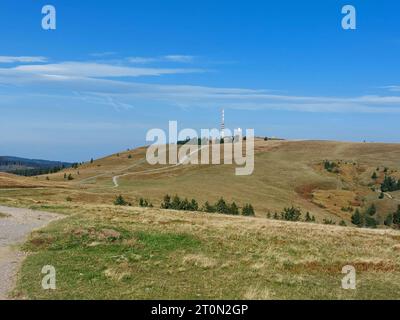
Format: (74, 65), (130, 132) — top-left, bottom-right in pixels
(1, 0), (400, 161)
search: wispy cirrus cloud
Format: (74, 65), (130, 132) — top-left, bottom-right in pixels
(0, 56), (47, 63)
(127, 57), (158, 64)
(1, 57), (400, 114)
(127, 54), (195, 64)
(89, 52), (117, 57)
(383, 85), (400, 92)
(0, 61), (205, 80)
(163, 55), (195, 63)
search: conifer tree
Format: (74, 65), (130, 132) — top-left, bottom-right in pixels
(351, 209), (363, 227)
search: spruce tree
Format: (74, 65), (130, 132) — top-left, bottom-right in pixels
(351, 209), (363, 227)
(366, 204), (376, 216)
(281, 206), (301, 221)
(114, 195), (127, 206)
(171, 195), (182, 210)
(365, 215), (378, 228)
(305, 212), (312, 222)
(202, 201), (215, 213)
(384, 213), (393, 227)
(215, 198), (230, 214)
(161, 194), (171, 209)
(229, 202), (240, 215)
(190, 199), (199, 211)
(393, 205), (400, 226)
(242, 204), (255, 216)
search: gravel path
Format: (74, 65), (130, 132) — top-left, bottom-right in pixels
(112, 145), (208, 187)
(0, 206), (62, 300)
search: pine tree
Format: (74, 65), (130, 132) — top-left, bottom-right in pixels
(365, 215), (378, 228)
(393, 205), (400, 226)
(180, 198), (190, 211)
(171, 195), (182, 210)
(190, 199), (199, 211)
(242, 204), (255, 216)
(139, 198), (150, 207)
(371, 171), (378, 180)
(351, 209), (363, 227)
(161, 194), (171, 209)
(384, 213), (393, 227)
(366, 204), (376, 216)
(215, 198), (230, 214)
(114, 195), (127, 206)
(305, 212), (312, 222)
(229, 202), (240, 215)
(202, 201), (216, 213)
(281, 206), (301, 221)
(381, 175), (399, 192)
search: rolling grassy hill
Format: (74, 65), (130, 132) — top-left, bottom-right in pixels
(12, 203), (400, 299)
(0, 156), (71, 176)
(2, 139), (400, 299)
(2, 139), (400, 225)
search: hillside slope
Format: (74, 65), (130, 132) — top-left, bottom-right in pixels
(13, 203), (400, 299)
(0, 156), (71, 173)
(2, 139), (400, 225)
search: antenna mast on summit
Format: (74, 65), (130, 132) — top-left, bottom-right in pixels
(221, 108), (225, 138)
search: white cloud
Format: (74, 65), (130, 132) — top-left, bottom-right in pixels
(127, 57), (158, 64)
(0, 61), (204, 79)
(126, 55), (195, 64)
(383, 85), (400, 92)
(1, 58), (400, 114)
(89, 52), (117, 57)
(163, 55), (195, 63)
(0, 56), (47, 63)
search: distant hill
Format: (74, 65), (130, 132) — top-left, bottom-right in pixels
(3, 140), (400, 225)
(0, 156), (72, 176)
(21, 139), (400, 225)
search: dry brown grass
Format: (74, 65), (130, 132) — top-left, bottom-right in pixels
(182, 254), (217, 269)
(0, 172), (66, 189)
(3, 139), (400, 225)
(14, 203), (400, 299)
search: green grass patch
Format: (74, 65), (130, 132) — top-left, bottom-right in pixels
(136, 231), (200, 252)
(13, 205), (400, 300)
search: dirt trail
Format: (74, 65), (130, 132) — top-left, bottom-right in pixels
(112, 145), (208, 187)
(0, 206), (62, 300)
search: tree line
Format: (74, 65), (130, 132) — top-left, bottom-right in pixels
(380, 175), (400, 192)
(114, 194), (255, 216)
(351, 203), (400, 229)
(161, 194), (255, 216)
(10, 166), (65, 177)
